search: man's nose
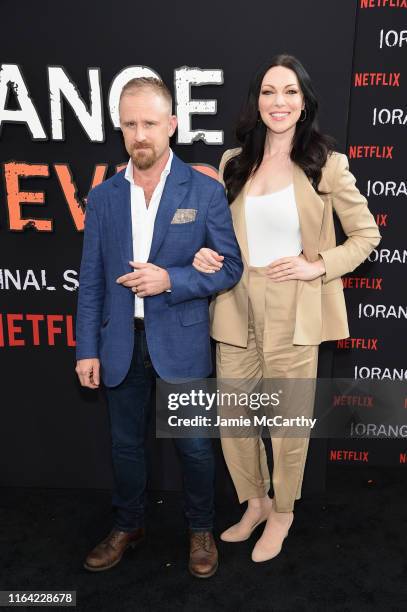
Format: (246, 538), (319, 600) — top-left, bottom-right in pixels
(134, 127), (146, 142)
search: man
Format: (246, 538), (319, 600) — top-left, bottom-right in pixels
(75, 77), (242, 578)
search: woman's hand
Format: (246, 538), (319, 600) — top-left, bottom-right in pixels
(266, 254), (326, 281)
(193, 248), (224, 273)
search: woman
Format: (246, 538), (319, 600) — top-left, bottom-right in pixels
(192, 54), (381, 562)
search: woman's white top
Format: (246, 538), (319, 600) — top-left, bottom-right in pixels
(245, 184), (302, 267)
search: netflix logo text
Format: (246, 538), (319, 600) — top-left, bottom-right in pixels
(348, 145), (393, 159)
(342, 277), (383, 290)
(354, 72), (400, 86)
(330, 450), (369, 462)
(336, 338), (378, 350)
(361, 0), (407, 7)
(0, 313), (76, 347)
(333, 395), (374, 407)
(375, 214), (388, 227)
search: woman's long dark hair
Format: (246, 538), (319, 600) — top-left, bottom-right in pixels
(224, 54), (335, 203)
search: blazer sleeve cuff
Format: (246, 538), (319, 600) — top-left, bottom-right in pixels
(318, 245), (348, 284)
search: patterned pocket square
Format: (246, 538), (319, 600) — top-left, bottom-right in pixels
(171, 208), (197, 224)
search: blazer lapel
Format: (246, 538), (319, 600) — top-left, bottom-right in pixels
(148, 154), (189, 262)
(230, 178), (252, 265)
(292, 164), (325, 262)
(112, 171), (133, 271)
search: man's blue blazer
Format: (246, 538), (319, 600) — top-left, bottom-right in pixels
(76, 153), (243, 386)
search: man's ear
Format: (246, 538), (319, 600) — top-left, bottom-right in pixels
(169, 115), (178, 137)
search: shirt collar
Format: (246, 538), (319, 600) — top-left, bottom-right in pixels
(124, 148), (173, 185)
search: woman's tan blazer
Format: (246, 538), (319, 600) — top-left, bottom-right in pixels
(210, 149), (381, 347)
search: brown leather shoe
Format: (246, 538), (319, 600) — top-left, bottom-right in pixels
(83, 528), (145, 572)
(188, 531), (218, 578)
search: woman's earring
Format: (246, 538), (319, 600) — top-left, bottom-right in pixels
(300, 108), (307, 122)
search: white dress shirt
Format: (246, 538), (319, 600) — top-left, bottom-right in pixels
(124, 149), (173, 318)
(245, 184), (302, 267)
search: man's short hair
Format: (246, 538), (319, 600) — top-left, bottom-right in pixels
(119, 77), (172, 111)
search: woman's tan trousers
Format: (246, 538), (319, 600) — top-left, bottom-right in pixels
(217, 267), (318, 512)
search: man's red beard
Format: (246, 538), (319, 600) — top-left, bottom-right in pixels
(131, 145), (157, 170)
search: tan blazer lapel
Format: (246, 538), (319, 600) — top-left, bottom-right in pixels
(293, 164), (325, 262)
(230, 178), (252, 265)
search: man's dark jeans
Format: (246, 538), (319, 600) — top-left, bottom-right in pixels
(104, 329), (215, 532)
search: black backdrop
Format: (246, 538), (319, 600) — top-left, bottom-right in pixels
(0, 0), (405, 491)
(329, 1), (407, 468)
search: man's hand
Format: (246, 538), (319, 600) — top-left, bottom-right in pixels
(116, 262), (171, 297)
(266, 254), (326, 281)
(76, 358), (100, 389)
(192, 248), (224, 273)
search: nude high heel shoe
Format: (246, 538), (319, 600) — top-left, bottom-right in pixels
(220, 497), (273, 543)
(251, 511), (293, 562)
